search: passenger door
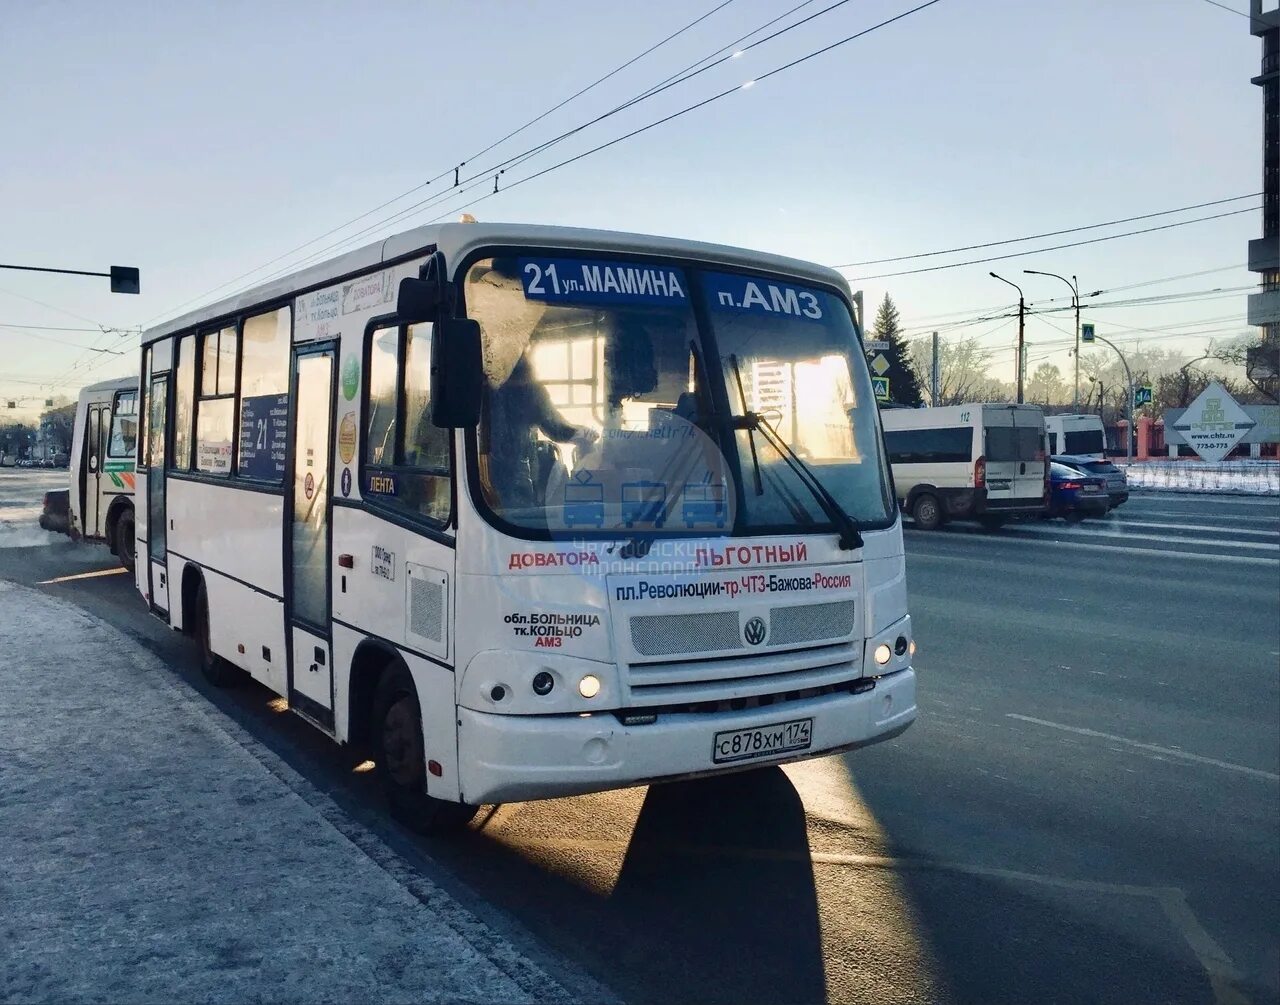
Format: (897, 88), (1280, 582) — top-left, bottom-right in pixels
(287, 344), (336, 731)
(83, 404), (106, 537)
(146, 375), (169, 612)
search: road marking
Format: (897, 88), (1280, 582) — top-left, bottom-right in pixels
(1110, 519), (1279, 537)
(495, 831), (1251, 1005)
(1000, 525), (1280, 551)
(908, 539), (1280, 567)
(1006, 714), (1280, 782)
(36, 567), (129, 585)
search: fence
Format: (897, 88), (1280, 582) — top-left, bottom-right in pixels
(1118, 460), (1280, 496)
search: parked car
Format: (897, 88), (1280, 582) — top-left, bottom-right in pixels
(39, 488), (70, 535)
(1051, 454), (1128, 508)
(1047, 462), (1109, 522)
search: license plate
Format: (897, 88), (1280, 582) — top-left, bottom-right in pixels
(1081, 484), (1102, 493)
(712, 718), (813, 764)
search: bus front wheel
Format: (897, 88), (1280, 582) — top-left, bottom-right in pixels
(372, 663), (477, 835)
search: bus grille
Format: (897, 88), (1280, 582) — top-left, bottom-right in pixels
(628, 600), (855, 658)
(630, 611), (741, 657)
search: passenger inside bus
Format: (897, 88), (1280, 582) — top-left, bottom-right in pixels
(481, 350), (598, 513)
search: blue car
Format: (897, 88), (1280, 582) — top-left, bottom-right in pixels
(1047, 462), (1109, 522)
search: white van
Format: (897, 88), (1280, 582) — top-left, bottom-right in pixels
(1044, 413), (1105, 460)
(881, 404), (1047, 530)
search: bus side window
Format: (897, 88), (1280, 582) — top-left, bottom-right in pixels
(363, 322), (450, 526)
(108, 390), (138, 458)
(172, 334), (196, 470)
(195, 326), (237, 475)
(366, 325), (398, 467)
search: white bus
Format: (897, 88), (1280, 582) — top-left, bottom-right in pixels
(1044, 413), (1106, 460)
(134, 222), (916, 832)
(69, 375), (139, 569)
(881, 403), (1047, 530)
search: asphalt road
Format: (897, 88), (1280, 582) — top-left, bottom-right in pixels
(2, 475), (1277, 1005)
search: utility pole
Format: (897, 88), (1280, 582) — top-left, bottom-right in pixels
(931, 331), (940, 406)
(990, 272), (1026, 403)
(1024, 270), (1104, 410)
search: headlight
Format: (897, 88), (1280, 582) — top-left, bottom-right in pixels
(894, 636), (908, 656)
(578, 674), (601, 699)
(531, 671), (554, 696)
(874, 643), (892, 666)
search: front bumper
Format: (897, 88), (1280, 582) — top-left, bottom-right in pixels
(456, 668), (917, 805)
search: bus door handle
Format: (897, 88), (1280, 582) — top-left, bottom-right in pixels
(1019, 462), (1026, 475)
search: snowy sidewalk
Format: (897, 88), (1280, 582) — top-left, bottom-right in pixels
(0, 581), (602, 1004)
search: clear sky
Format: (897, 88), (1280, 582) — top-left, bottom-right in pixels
(0, 0), (1265, 417)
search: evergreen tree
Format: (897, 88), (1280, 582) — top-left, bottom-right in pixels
(870, 293), (923, 406)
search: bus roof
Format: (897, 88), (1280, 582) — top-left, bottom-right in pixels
(141, 222), (852, 346)
(80, 375), (137, 396)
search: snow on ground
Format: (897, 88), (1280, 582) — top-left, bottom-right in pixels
(0, 468), (66, 548)
(1119, 460), (1280, 496)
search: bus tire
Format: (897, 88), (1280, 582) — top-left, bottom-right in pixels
(372, 662), (477, 835)
(115, 508), (136, 573)
(195, 581), (246, 688)
(911, 493), (943, 531)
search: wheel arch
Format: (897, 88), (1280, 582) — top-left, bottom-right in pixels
(904, 483), (940, 510)
(179, 562), (204, 636)
(104, 496), (134, 549)
(347, 639), (403, 750)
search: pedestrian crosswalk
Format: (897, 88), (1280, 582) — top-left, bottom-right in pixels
(905, 492), (1280, 565)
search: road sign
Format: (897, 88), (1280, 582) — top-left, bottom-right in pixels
(1134, 385), (1153, 408)
(1081, 323), (1095, 343)
(871, 376), (890, 402)
(1169, 382), (1255, 462)
(870, 353), (891, 377)
(864, 340), (890, 352)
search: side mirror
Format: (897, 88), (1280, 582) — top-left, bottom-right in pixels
(397, 276), (442, 324)
(430, 318), (483, 429)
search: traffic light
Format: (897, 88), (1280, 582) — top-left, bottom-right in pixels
(109, 266), (140, 294)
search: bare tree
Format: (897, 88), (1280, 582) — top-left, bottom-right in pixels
(1211, 337), (1279, 404)
(910, 337), (1010, 405)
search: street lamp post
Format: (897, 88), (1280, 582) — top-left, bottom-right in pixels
(989, 272), (1026, 403)
(1092, 334), (1134, 463)
(1024, 270), (1080, 408)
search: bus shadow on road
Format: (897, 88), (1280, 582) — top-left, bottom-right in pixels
(606, 767), (826, 1005)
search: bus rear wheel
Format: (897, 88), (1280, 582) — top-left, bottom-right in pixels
(115, 509), (136, 573)
(195, 581), (246, 688)
(372, 662), (477, 835)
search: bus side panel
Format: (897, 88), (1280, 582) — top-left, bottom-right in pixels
(203, 569), (287, 693)
(331, 506), (454, 665)
(166, 478), (286, 597)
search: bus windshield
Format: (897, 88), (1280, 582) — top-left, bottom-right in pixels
(464, 254), (894, 537)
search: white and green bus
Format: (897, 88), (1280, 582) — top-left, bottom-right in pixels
(134, 222), (916, 831)
(68, 375), (139, 569)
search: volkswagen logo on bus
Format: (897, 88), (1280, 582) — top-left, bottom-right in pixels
(743, 616), (768, 646)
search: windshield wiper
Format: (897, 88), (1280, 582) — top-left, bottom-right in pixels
(726, 354), (765, 497)
(738, 410), (864, 551)
(725, 354), (860, 548)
